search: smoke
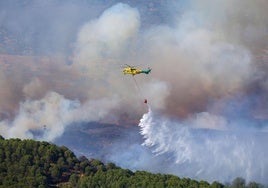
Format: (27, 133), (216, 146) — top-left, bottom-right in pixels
(74, 3), (140, 64)
(0, 2), (143, 141)
(138, 106), (268, 183)
(0, 91), (120, 141)
(0, 0), (268, 184)
(102, 1), (268, 184)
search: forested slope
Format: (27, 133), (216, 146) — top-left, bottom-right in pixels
(0, 136), (264, 188)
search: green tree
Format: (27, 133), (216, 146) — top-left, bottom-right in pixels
(50, 165), (61, 182)
(1, 135), (266, 188)
(247, 181), (264, 188)
(199, 180), (210, 188)
(69, 173), (79, 187)
(231, 177), (246, 188)
(106, 162), (118, 170)
(210, 181), (224, 188)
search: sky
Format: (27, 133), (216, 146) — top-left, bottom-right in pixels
(0, 0), (268, 184)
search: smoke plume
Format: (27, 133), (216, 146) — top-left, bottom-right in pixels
(138, 106), (268, 183)
(0, 0), (268, 184)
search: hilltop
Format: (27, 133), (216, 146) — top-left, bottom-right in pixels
(0, 135), (265, 188)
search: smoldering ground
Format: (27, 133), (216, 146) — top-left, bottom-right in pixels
(0, 0), (268, 184)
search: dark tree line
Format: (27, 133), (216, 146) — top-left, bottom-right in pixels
(0, 135), (78, 187)
(0, 135), (266, 188)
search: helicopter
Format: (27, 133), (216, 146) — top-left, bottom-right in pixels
(122, 64), (151, 76)
(122, 64), (151, 104)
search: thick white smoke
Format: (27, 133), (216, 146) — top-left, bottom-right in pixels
(1, 1), (268, 184)
(74, 3), (140, 65)
(139, 107), (268, 184)
(0, 3), (145, 141)
(0, 92), (119, 141)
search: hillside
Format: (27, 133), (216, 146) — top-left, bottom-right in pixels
(0, 135), (265, 188)
(54, 121), (140, 160)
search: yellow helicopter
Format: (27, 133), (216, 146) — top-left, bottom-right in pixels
(122, 64), (151, 104)
(122, 64), (151, 76)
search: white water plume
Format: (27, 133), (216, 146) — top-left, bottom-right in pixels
(139, 107), (268, 184)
